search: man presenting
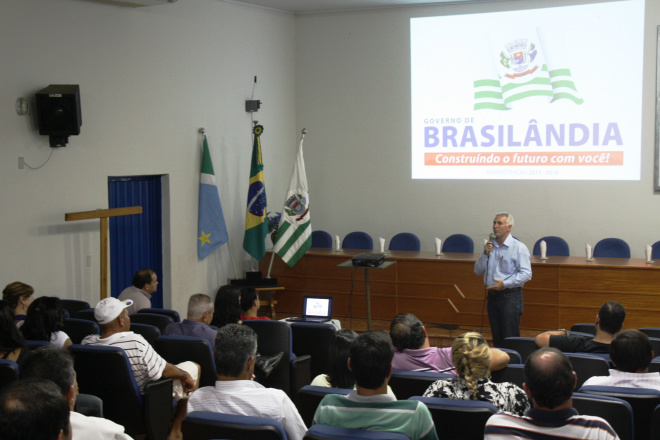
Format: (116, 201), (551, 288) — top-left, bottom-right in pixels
(474, 212), (532, 347)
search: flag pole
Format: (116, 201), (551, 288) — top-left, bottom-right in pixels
(266, 128), (307, 278)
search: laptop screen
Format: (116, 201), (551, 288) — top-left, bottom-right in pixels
(303, 296), (333, 319)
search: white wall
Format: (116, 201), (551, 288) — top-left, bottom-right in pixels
(295, 0), (660, 257)
(1, 0), (296, 313)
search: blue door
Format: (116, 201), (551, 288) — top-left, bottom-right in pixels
(108, 175), (163, 308)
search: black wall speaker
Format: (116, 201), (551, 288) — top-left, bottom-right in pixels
(35, 84), (82, 147)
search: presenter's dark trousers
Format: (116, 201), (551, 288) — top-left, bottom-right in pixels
(487, 287), (523, 347)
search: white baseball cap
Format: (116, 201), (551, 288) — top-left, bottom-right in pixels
(94, 297), (133, 324)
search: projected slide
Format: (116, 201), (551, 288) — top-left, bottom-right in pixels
(411, 0), (644, 180)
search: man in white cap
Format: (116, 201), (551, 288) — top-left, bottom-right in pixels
(82, 297), (199, 440)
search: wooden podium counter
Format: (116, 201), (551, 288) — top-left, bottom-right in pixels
(260, 249), (660, 331)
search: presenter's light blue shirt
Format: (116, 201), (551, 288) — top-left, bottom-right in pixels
(474, 234), (532, 289)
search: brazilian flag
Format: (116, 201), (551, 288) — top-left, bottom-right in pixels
(243, 125), (269, 261)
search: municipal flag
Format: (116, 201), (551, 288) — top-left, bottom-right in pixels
(273, 134), (311, 267)
(198, 135), (229, 260)
(243, 124), (269, 261)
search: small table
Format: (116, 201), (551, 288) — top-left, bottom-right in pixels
(337, 259), (396, 330)
(255, 286), (285, 319)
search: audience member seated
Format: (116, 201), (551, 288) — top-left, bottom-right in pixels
(485, 347), (618, 439)
(118, 268), (158, 315)
(21, 296), (72, 349)
(0, 379), (72, 440)
(164, 293), (217, 348)
(2, 281), (34, 328)
(582, 329), (660, 389)
(240, 286), (271, 321)
(187, 324), (307, 440)
(390, 313), (509, 374)
(313, 330), (439, 440)
(311, 329), (396, 396)
(0, 300), (27, 364)
(535, 301), (625, 354)
(20, 346), (133, 440)
(423, 332), (529, 415)
(210, 284), (242, 328)
(82, 297), (199, 439)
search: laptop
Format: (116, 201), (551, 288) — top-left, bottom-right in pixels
(287, 296), (333, 323)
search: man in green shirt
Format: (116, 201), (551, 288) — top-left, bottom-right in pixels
(313, 330), (439, 440)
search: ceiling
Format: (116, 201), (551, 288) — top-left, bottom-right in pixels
(227, 0), (485, 14)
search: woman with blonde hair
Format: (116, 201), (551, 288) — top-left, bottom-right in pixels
(423, 332), (529, 415)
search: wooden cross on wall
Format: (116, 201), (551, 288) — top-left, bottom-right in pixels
(65, 207), (142, 301)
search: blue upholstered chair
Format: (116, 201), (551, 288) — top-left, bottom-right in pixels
(295, 385), (352, 427)
(183, 411), (288, 440)
(290, 322), (337, 379)
(60, 299), (91, 316)
(442, 234), (474, 253)
(74, 308), (97, 322)
(408, 396), (497, 440)
(130, 323), (161, 346)
(304, 425), (412, 440)
(311, 230), (333, 248)
(138, 308), (181, 323)
(129, 312), (173, 333)
(69, 344), (173, 439)
(573, 392), (634, 440)
(499, 347), (522, 364)
(388, 369), (454, 400)
(565, 353), (610, 389)
(593, 238), (631, 258)
(570, 323), (596, 335)
(342, 232), (373, 250)
(62, 318), (100, 344)
(388, 233), (421, 252)
(500, 337), (539, 363)
(153, 335), (218, 387)
(532, 236), (570, 257)
(491, 363), (524, 388)
(641, 328), (660, 339)
(0, 359), (19, 391)
(580, 386), (660, 440)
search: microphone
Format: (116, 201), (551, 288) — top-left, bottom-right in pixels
(489, 233), (495, 242)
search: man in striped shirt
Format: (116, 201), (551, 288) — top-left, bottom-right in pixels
(313, 330), (438, 440)
(187, 324), (307, 440)
(484, 347), (619, 439)
(82, 297), (199, 440)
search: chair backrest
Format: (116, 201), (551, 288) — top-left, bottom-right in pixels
(580, 385), (660, 440)
(593, 238), (631, 258)
(182, 411), (287, 440)
(68, 344), (145, 435)
(290, 322), (337, 379)
(389, 370), (454, 401)
(532, 236), (570, 257)
(311, 230), (333, 249)
(0, 359), (19, 391)
(60, 299), (91, 316)
(490, 363), (525, 388)
(62, 318), (100, 344)
(649, 339), (660, 361)
(74, 308), (97, 322)
(342, 232), (373, 250)
(501, 337), (539, 363)
(652, 241), (660, 261)
(565, 353), (611, 389)
(138, 308), (181, 323)
(304, 424), (412, 440)
(442, 234), (474, 253)
(244, 320), (294, 395)
(498, 348), (522, 364)
(570, 323), (597, 335)
(388, 233), (421, 252)
(130, 323), (161, 346)
(651, 403), (660, 440)
(153, 335), (218, 387)
(573, 392), (634, 440)
(409, 396), (497, 440)
(25, 339), (50, 349)
(641, 328), (660, 339)
(129, 313), (174, 332)
(295, 385), (352, 427)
